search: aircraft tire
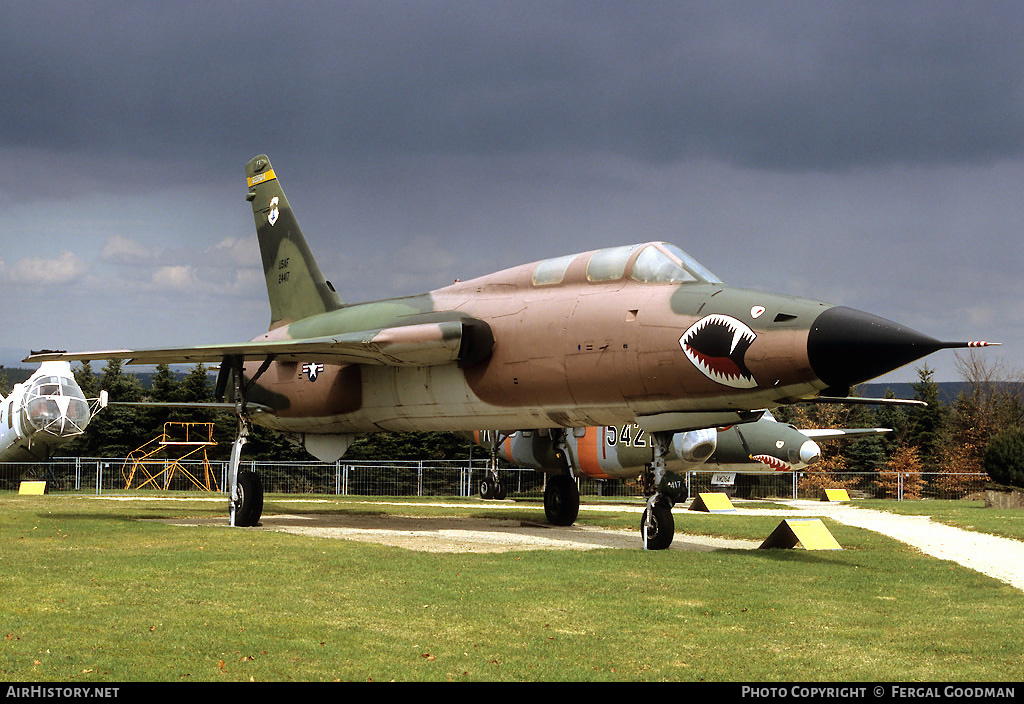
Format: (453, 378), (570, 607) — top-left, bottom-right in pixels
(479, 479), (494, 499)
(544, 475), (579, 526)
(640, 503), (674, 550)
(494, 480), (507, 500)
(235, 470), (264, 527)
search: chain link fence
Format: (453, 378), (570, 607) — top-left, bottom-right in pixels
(0, 457), (992, 502)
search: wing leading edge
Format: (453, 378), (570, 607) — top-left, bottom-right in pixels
(25, 319), (494, 369)
(801, 428), (892, 440)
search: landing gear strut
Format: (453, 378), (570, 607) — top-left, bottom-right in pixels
(228, 410), (263, 527)
(479, 431), (507, 500)
(544, 429), (580, 526)
(225, 355), (268, 527)
(640, 431), (688, 550)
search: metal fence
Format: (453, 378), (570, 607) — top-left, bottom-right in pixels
(0, 457), (992, 502)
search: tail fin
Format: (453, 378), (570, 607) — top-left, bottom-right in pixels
(245, 155), (343, 330)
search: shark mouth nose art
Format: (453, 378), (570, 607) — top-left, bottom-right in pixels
(679, 314), (758, 389)
(750, 454), (791, 471)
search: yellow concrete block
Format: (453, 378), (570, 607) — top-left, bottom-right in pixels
(689, 492), (736, 513)
(18, 481), (48, 495)
(759, 518), (842, 550)
(823, 488), (851, 502)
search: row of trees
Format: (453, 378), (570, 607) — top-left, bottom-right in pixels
(774, 353), (1024, 491)
(8, 352), (1023, 488)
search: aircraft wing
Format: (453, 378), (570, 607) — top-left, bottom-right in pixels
(25, 319), (492, 368)
(801, 428), (892, 441)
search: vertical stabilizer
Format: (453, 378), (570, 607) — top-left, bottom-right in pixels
(245, 155), (343, 329)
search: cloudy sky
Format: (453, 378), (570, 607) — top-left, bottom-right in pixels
(1, 1), (1021, 384)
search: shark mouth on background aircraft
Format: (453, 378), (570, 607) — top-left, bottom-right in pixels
(750, 454), (792, 472)
(679, 314), (758, 389)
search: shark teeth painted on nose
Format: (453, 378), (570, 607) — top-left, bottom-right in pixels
(679, 314), (758, 389)
(750, 454), (792, 471)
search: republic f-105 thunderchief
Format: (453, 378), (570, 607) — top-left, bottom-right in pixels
(26, 155), (997, 548)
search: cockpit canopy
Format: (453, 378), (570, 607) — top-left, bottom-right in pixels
(22, 374), (91, 437)
(532, 242), (722, 287)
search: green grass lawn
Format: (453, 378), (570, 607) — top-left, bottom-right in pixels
(1, 493), (1021, 682)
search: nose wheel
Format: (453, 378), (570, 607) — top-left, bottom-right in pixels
(640, 431), (687, 550)
(479, 476), (507, 500)
(479, 431), (507, 500)
(641, 498), (675, 551)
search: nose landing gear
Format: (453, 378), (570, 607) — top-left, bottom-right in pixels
(478, 430), (507, 500)
(640, 431), (688, 550)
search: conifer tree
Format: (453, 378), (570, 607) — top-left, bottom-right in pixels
(144, 363), (179, 433)
(73, 360), (100, 401)
(906, 364), (948, 471)
(84, 359), (146, 457)
(175, 363), (214, 423)
(873, 388), (910, 456)
(843, 402), (888, 472)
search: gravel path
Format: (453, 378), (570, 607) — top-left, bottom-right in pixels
(770, 500), (1024, 592)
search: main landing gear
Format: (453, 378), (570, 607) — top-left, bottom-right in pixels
(544, 429), (579, 526)
(223, 356), (267, 527)
(477, 429), (582, 526)
(543, 474), (579, 526)
(640, 431), (688, 550)
(228, 411), (263, 527)
(476, 427), (685, 550)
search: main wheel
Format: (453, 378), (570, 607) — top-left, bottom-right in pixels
(235, 470), (264, 527)
(640, 502), (674, 550)
(543, 475), (579, 526)
(479, 478), (495, 499)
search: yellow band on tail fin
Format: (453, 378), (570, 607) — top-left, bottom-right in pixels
(247, 169), (277, 188)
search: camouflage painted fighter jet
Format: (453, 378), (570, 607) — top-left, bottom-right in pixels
(26, 155), (997, 547)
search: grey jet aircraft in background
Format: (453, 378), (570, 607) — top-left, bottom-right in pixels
(472, 411), (890, 544)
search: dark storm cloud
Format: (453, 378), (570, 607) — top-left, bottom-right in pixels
(2, 1), (1022, 175)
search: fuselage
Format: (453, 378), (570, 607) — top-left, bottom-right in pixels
(241, 241), (836, 437)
